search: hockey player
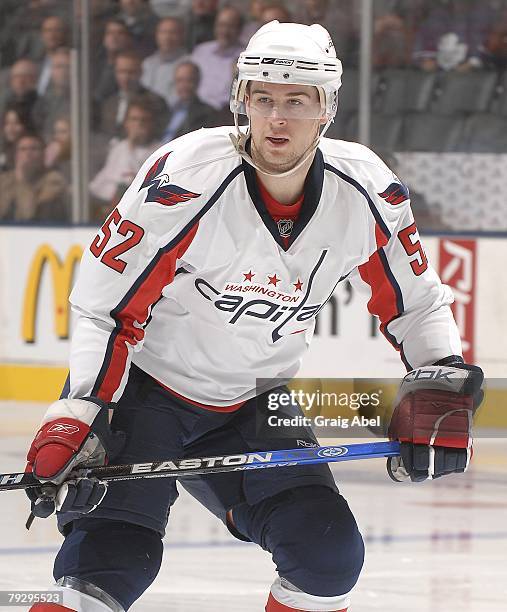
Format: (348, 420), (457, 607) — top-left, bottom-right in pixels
(26, 21), (483, 612)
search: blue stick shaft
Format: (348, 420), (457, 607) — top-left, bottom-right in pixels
(0, 441), (401, 491)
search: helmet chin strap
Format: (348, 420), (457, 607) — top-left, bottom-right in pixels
(229, 110), (333, 178)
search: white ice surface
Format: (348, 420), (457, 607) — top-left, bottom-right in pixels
(0, 402), (506, 611)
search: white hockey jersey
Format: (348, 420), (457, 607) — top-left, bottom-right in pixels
(68, 126), (462, 407)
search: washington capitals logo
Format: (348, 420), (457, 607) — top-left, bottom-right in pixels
(378, 182), (409, 206)
(139, 151), (201, 206)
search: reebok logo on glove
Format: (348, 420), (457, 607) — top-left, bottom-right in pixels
(47, 423), (81, 434)
(405, 367), (463, 382)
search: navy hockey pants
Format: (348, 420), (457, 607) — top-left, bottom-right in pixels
(54, 365), (364, 609)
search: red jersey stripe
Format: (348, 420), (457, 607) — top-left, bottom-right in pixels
(96, 223), (199, 402)
(374, 221), (389, 249)
(358, 248), (400, 350)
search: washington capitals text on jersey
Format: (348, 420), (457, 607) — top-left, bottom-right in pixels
(139, 151), (201, 206)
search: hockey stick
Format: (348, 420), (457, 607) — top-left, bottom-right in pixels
(0, 441), (399, 492)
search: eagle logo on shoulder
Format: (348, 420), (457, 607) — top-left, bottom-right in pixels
(378, 182), (409, 206)
(139, 151), (201, 206)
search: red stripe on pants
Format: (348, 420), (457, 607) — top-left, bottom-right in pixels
(29, 605), (76, 611)
(265, 592), (348, 611)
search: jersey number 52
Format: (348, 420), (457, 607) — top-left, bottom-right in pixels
(90, 208), (144, 273)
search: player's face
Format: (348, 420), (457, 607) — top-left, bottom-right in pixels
(246, 81), (326, 173)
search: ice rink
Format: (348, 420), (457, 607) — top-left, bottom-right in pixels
(0, 402), (505, 611)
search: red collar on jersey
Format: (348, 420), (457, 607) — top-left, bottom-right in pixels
(257, 177), (304, 218)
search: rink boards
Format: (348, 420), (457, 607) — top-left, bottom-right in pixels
(0, 227), (505, 426)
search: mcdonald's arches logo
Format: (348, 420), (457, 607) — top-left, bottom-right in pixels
(22, 244), (83, 343)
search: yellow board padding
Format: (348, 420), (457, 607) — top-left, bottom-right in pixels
(0, 367), (506, 429)
(0, 364), (68, 403)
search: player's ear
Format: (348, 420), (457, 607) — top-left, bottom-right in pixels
(319, 113), (328, 126)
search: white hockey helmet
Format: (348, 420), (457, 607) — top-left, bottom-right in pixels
(230, 20), (343, 119)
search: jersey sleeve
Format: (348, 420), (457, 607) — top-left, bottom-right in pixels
(348, 160), (462, 370)
(68, 146), (205, 402)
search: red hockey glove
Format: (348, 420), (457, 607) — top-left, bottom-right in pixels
(25, 398), (125, 520)
(387, 362), (483, 482)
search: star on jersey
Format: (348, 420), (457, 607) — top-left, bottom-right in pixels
(240, 272), (303, 291)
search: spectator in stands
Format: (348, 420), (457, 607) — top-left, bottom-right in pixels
(482, 10), (507, 71)
(141, 17), (190, 106)
(78, 0), (119, 55)
(296, 0), (358, 67)
(44, 115), (71, 181)
(1, 1), (69, 69)
(150, 0), (191, 19)
(44, 114), (112, 184)
(191, 6), (243, 111)
(35, 15), (69, 95)
(259, 4), (292, 24)
(116, 0), (159, 57)
(100, 50), (169, 139)
(186, 0), (219, 51)
(241, 0), (289, 44)
(0, 59), (39, 121)
(373, 13), (411, 68)
(373, 0), (429, 25)
(0, 0), (34, 67)
(0, 106), (36, 173)
(0, 133), (68, 222)
(88, 0), (118, 22)
(90, 97), (161, 220)
(412, 0), (497, 72)
(162, 60), (217, 142)
(94, 19), (135, 103)
(32, 46), (71, 140)
(241, 0), (267, 43)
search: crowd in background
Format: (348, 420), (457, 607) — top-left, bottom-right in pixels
(1, 0), (507, 224)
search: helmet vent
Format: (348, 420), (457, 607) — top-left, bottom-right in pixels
(296, 64), (319, 71)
